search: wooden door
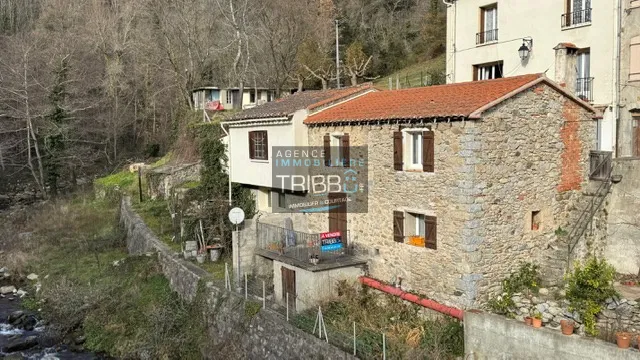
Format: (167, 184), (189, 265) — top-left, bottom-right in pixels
(634, 116), (640, 157)
(328, 192), (348, 244)
(281, 266), (296, 310)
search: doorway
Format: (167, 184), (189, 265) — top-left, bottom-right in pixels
(281, 266), (296, 311)
(328, 192), (348, 244)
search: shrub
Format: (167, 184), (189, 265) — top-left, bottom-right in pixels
(565, 257), (618, 336)
(487, 262), (541, 315)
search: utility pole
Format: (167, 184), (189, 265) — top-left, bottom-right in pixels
(335, 19), (340, 89)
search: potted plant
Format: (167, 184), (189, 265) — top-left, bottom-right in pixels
(616, 331), (631, 349)
(560, 319), (575, 335)
(524, 316), (533, 326)
(532, 312), (542, 328)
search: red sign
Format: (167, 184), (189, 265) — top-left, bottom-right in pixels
(320, 231), (341, 239)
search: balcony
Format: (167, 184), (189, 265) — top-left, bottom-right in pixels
(476, 29), (498, 45)
(561, 9), (592, 28)
(255, 222), (365, 271)
(576, 77), (594, 102)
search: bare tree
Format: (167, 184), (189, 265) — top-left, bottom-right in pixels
(343, 42), (373, 86)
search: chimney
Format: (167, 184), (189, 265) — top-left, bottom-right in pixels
(553, 43), (578, 91)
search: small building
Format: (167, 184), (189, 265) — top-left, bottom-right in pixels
(192, 86), (277, 111)
(302, 74), (599, 308)
(223, 85), (375, 310)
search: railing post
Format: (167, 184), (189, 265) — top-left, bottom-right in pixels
(262, 280), (266, 309)
(382, 333), (386, 360)
(244, 273), (248, 299)
(286, 292), (289, 322)
(353, 321), (356, 356)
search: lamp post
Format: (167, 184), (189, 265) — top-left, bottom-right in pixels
(519, 38), (533, 61)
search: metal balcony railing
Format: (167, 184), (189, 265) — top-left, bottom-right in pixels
(561, 9), (592, 28)
(476, 29), (498, 45)
(589, 150), (613, 181)
(576, 77), (594, 102)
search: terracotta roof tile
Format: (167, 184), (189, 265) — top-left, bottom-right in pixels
(305, 74), (545, 125)
(225, 84), (373, 121)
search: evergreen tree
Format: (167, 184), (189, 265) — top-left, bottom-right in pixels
(44, 56), (69, 196)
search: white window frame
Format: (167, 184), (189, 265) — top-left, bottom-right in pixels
(406, 212), (426, 237)
(330, 132), (344, 167)
(226, 90), (233, 105)
(402, 129), (428, 171)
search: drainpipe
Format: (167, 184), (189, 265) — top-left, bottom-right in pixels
(615, 0), (623, 157)
(359, 276), (464, 320)
(220, 122), (232, 206)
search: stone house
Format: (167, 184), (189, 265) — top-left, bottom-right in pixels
(302, 74), (598, 308)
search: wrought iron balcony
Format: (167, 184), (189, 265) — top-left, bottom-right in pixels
(576, 77), (594, 102)
(561, 9), (592, 28)
(476, 29), (498, 45)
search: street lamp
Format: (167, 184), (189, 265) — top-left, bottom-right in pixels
(518, 38), (533, 60)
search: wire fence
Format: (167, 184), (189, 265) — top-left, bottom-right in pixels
(212, 263), (414, 359)
(386, 70), (447, 90)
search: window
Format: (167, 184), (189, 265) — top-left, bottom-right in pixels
(531, 211), (541, 231)
(473, 61), (503, 81)
(393, 130), (434, 172)
(278, 191), (286, 208)
(631, 37), (640, 82)
(250, 91), (256, 104)
(248, 131), (268, 160)
(226, 90), (233, 104)
(324, 133), (350, 167)
(563, 0), (591, 27)
(477, 4), (498, 44)
(576, 50), (592, 101)
(393, 211), (437, 249)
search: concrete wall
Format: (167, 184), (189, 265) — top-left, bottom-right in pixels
(228, 109), (309, 190)
(619, 2), (640, 157)
(445, 0), (617, 152)
(605, 159), (640, 274)
(273, 260), (364, 311)
(120, 197), (355, 360)
(465, 311), (640, 360)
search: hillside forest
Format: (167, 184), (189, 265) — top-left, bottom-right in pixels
(0, 0), (446, 197)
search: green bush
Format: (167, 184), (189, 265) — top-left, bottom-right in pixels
(488, 263), (541, 315)
(565, 257), (618, 336)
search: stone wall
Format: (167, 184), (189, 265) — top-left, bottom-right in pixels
(120, 197), (355, 359)
(146, 162), (201, 200)
(605, 159), (640, 274)
(618, 4), (640, 158)
(464, 311), (640, 360)
(474, 85), (596, 298)
(305, 84), (596, 309)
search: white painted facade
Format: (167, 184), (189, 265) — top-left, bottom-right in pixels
(445, 0), (619, 153)
(225, 109), (310, 192)
(192, 87), (276, 110)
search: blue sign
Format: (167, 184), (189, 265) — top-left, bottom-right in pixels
(320, 232), (343, 252)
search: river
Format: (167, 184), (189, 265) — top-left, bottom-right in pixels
(0, 296), (107, 359)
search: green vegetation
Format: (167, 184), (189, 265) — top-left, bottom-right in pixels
(565, 257), (618, 336)
(94, 170), (137, 193)
(488, 263), (542, 316)
(0, 195), (207, 359)
(292, 282), (464, 360)
(374, 54), (446, 89)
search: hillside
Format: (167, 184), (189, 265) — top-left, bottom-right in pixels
(374, 54), (446, 90)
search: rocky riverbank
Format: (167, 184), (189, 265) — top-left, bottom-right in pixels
(0, 268), (106, 360)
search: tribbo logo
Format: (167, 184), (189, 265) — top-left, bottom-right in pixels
(271, 146), (369, 213)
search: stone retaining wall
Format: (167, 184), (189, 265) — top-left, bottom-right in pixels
(120, 197), (355, 359)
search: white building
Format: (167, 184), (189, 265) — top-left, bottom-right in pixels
(445, 0), (621, 154)
(192, 86), (276, 111)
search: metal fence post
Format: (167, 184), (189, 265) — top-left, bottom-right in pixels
(286, 292), (289, 322)
(244, 273), (248, 299)
(382, 333), (386, 360)
(262, 280), (266, 309)
(353, 321), (356, 356)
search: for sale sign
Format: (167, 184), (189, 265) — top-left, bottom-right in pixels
(320, 231), (343, 252)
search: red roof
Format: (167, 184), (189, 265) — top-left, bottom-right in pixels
(305, 74), (587, 125)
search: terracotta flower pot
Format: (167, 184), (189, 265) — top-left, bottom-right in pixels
(560, 320), (574, 335)
(524, 317), (533, 326)
(616, 332), (631, 349)
(532, 317), (542, 328)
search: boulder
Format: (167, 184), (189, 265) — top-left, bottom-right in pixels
(536, 303), (549, 313)
(8, 310), (24, 324)
(26, 273), (38, 281)
(16, 289), (27, 298)
(0, 285), (16, 294)
(2, 335), (38, 352)
(548, 306), (562, 316)
(538, 288), (549, 296)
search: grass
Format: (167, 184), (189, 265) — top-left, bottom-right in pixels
(374, 54), (446, 89)
(0, 194), (208, 359)
(132, 198), (180, 252)
(291, 281), (464, 360)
